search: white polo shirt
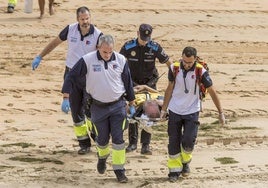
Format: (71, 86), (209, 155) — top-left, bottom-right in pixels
(63, 23), (102, 68)
(168, 63), (208, 115)
(83, 51), (128, 103)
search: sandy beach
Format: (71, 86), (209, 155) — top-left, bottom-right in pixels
(0, 0), (268, 187)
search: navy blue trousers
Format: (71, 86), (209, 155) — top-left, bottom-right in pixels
(168, 110), (199, 155)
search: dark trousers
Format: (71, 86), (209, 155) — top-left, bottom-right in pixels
(92, 106), (126, 146)
(168, 110), (199, 155)
(127, 82), (157, 146)
(64, 67), (93, 148)
(128, 122), (151, 145)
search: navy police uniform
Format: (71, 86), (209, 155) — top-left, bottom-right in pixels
(120, 38), (169, 152)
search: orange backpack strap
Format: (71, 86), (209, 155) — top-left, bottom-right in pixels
(195, 62), (208, 100)
(172, 61), (180, 80)
(194, 63), (202, 95)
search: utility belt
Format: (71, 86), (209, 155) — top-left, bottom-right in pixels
(134, 74), (158, 88)
(91, 95), (123, 107)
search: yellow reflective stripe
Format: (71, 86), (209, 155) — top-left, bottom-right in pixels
(112, 143), (125, 166)
(167, 154), (182, 171)
(181, 146), (192, 163)
(96, 144), (110, 158)
(92, 123), (98, 136)
(122, 118), (126, 130)
(74, 123), (88, 137)
(8, 0), (17, 5)
(85, 118), (92, 132)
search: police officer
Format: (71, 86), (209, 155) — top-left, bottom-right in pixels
(31, 6), (103, 155)
(62, 34), (135, 183)
(120, 23), (171, 155)
(160, 47), (225, 182)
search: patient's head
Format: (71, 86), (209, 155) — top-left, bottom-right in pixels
(143, 100), (160, 118)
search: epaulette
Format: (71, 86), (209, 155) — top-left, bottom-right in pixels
(124, 39), (137, 50)
(147, 41), (159, 51)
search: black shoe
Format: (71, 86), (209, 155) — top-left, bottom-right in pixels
(114, 169), (128, 183)
(126, 144), (137, 153)
(7, 5), (14, 13)
(141, 144), (152, 155)
(168, 172), (180, 182)
(182, 163), (190, 177)
(78, 147), (90, 155)
(97, 158), (107, 174)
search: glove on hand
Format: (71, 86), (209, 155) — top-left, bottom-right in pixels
(129, 105), (136, 118)
(61, 98), (70, 114)
(32, 55), (42, 70)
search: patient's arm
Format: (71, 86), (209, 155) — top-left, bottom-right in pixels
(134, 85), (158, 93)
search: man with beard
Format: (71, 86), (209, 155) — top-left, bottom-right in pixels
(31, 6), (103, 155)
(160, 46), (225, 182)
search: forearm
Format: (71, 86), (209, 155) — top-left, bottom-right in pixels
(144, 85), (158, 93)
(208, 86), (223, 113)
(165, 59), (172, 67)
(161, 81), (174, 111)
(39, 37), (62, 58)
(134, 85), (158, 93)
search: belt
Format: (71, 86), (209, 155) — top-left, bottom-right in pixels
(92, 96), (123, 107)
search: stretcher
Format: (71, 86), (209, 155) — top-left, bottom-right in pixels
(128, 114), (165, 134)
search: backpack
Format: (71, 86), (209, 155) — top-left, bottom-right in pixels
(173, 56), (209, 101)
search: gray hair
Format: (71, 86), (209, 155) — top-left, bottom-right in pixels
(98, 34), (115, 48)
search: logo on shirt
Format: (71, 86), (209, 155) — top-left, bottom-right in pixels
(131, 51), (136, 56)
(93, 64), (101, 72)
(161, 49), (167, 57)
(70, 37), (77, 43)
(86, 40), (91, 45)
(112, 64), (118, 69)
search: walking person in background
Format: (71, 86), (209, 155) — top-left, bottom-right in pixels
(7, 0), (17, 13)
(160, 46), (225, 182)
(31, 6), (103, 155)
(62, 34), (135, 183)
(38, 0), (55, 19)
(120, 23), (172, 155)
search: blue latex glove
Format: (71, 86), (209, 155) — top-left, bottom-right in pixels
(129, 105), (136, 118)
(61, 98), (70, 114)
(32, 55), (42, 70)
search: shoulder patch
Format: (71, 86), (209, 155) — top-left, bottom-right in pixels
(147, 41), (159, 51)
(125, 39), (137, 50)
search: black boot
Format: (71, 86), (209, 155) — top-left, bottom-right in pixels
(126, 122), (138, 153)
(141, 143), (152, 155)
(78, 138), (91, 155)
(182, 163), (190, 177)
(97, 158), (107, 174)
(114, 169), (128, 183)
(168, 172), (180, 182)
